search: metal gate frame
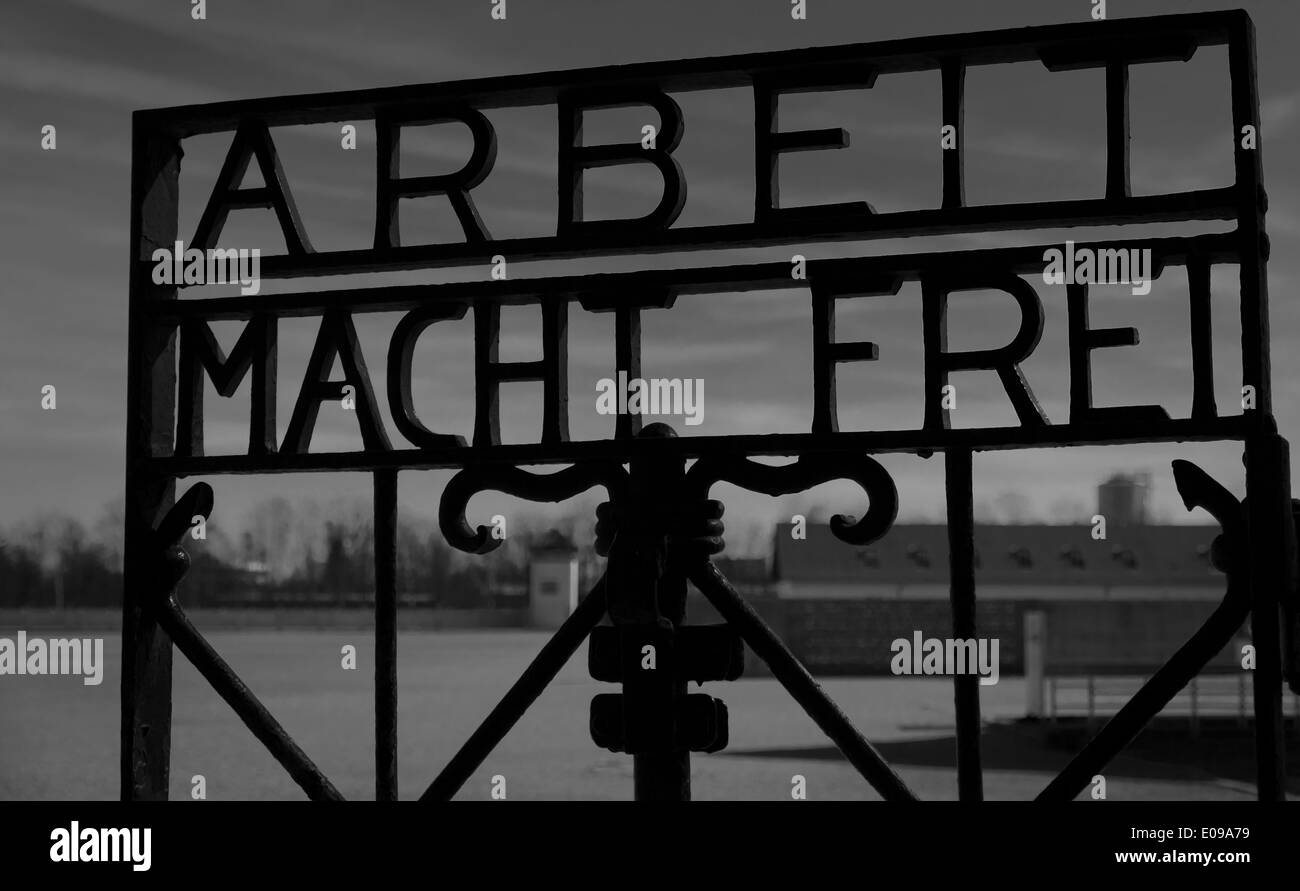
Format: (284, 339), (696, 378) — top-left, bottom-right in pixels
(123, 10), (1296, 801)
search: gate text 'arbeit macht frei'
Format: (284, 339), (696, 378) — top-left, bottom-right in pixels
(124, 10), (1297, 801)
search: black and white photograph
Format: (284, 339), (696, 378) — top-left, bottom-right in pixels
(0, 0), (1296, 874)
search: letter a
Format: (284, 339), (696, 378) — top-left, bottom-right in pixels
(282, 312), (391, 454)
(50, 828), (70, 863)
(1091, 514), (1106, 540)
(791, 774), (806, 799)
(191, 121), (312, 255)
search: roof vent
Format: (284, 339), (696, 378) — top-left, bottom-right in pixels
(1008, 546), (1033, 568)
(1059, 546), (1085, 569)
(1111, 546), (1138, 568)
(905, 544), (930, 568)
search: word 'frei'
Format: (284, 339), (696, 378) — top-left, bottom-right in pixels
(1043, 240), (1153, 296)
(595, 370), (704, 426)
(0, 632), (104, 685)
(151, 240), (261, 295)
(890, 631), (1000, 686)
(50, 823), (150, 872)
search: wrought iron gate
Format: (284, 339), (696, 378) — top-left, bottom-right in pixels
(124, 10), (1297, 801)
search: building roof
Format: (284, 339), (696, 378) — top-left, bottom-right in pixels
(530, 529), (577, 555)
(774, 522), (1222, 586)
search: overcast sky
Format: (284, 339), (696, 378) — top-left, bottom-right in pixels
(2, 0), (1299, 545)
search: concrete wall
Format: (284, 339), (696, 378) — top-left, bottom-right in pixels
(0, 607), (531, 631)
(682, 593), (1240, 678)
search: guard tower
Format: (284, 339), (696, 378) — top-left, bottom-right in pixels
(528, 530), (579, 629)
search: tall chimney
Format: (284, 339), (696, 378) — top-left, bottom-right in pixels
(1097, 473), (1150, 527)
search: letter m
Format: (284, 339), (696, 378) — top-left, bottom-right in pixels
(177, 315), (277, 456)
(947, 638), (976, 676)
(51, 639), (80, 676)
(101, 828), (129, 862)
(1096, 248), (1129, 285)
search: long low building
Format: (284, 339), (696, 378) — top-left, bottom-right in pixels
(754, 518), (1238, 680)
(683, 474), (1249, 688)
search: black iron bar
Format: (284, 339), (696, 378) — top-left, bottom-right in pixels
(1036, 584), (1250, 801)
(1244, 433), (1292, 800)
(153, 232), (1240, 321)
(940, 58), (965, 210)
(154, 416), (1253, 479)
(374, 469), (399, 801)
(154, 596), (345, 801)
(419, 576), (607, 801)
(688, 561), (917, 801)
(145, 10), (1240, 138)
(1104, 61), (1131, 201)
(1227, 12), (1289, 800)
(121, 119), (183, 802)
(945, 448), (983, 801)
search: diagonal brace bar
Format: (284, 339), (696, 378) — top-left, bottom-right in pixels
(155, 593), (345, 801)
(1035, 581), (1250, 801)
(687, 560), (918, 801)
(419, 575), (608, 801)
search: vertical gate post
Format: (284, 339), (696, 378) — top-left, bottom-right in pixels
(1228, 12), (1291, 800)
(374, 469), (399, 800)
(1244, 432), (1293, 800)
(621, 423), (690, 801)
(944, 447), (983, 800)
(121, 114), (182, 800)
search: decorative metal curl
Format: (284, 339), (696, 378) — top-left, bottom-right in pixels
(439, 462), (630, 554)
(685, 453), (898, 546)
(148, 482), (215, 599)
(1171, 458), (1244, 566)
